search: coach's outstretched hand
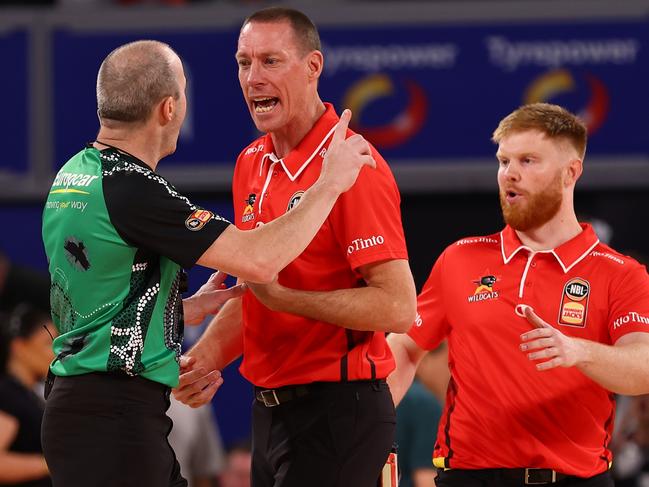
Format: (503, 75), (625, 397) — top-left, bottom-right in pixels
(517, 305), (583, 371)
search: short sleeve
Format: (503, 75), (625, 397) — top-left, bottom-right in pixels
(329, 149), (408, 270)
(408, 250), (451, 351)
(608, 263), (649, 343)
(104, 167), (230, 269)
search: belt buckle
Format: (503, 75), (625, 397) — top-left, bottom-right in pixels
(259, 389), (280, 407)
(525, 468), (556, 485)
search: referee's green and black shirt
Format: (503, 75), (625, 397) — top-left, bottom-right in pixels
(42, 145), (230, 387)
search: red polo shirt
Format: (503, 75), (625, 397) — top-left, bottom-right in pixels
(409, 224), (649, 477)
(232, 103), (408, 388)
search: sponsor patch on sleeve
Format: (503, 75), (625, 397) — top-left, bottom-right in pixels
(185, 209), (214, 231)
(347, 235), (385, 255)
(613, 311), (649, 330)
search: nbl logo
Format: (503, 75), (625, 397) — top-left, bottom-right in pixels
(558, 278), (590, 327)
(566, 282), (588, 300)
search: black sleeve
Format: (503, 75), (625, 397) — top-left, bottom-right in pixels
(103, 168), (230, 269)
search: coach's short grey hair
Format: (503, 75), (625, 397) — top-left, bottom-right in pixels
(242, 7), (321, 56)
(96, 40), (180, 124)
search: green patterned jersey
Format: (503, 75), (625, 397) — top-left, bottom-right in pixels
(42, 146), (229, 387)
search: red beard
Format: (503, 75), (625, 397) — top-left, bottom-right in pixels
(500, 172), (563, 231)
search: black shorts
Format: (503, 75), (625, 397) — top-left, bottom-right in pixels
(251, 379), (396, 487)
(42, 372), (186, 487)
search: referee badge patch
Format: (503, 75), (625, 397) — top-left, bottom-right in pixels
(558, 278), (590, 327)
(185, 209), (213, 231)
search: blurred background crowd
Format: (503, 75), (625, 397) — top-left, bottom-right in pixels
(1, 0), (648, 485)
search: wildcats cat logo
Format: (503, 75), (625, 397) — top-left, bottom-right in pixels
(558, 277), (590, 327)
(468, 275), (499, 303)
(242, 193), (256, 223)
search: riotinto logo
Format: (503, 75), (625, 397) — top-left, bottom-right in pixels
(347, 235), (385, 255)
(613, 311), (649, 330)
(244, 144), (264, 156)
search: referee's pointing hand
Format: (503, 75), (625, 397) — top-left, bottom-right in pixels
(318, 109), (376, 195)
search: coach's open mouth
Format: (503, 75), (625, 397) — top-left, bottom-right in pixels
(253, 97), (279, 114)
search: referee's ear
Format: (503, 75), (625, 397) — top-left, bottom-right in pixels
(158, 95), (176, 126)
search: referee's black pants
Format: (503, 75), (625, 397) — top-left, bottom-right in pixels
(42, 372), (186, 487)
(435, 468), (613, 486)
(251, 379), (396, 487)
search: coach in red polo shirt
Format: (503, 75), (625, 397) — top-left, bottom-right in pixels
(388, 103), (649, 487)
(175, 7), (416, 487)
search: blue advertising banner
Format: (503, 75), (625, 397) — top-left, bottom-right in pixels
(52, 20), (647, 167)
(319, 21), (647, 160)
(53, 29), (256, 169)
(0, 29), (29, 174)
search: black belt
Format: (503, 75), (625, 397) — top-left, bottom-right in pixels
(501, 468), (569, 485)
(254, 379), (386, 407)
(255, 384), (311, 407)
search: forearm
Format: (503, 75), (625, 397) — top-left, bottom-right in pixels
(251, 259), (416, 332)
(0, 453), (49, 482)
(387, 334), (425, 405)
(182, 295), (205, 326)
(189, 297), (244, 371)
(415, 345), (450, 404)
(262, 285), (410, 333)
(245, 181), (339, 277)
(576, 339), (649, 395)
(200, 182), (339, 283)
